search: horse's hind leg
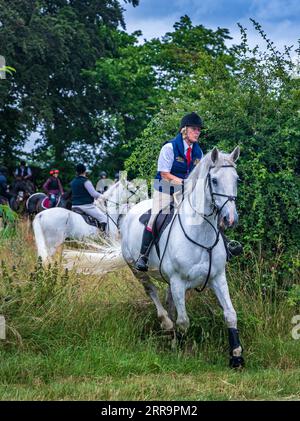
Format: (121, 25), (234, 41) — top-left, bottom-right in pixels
(210, 272), (244, 368)
(165, 286), (176, 323)
(132, 269), (173, 331)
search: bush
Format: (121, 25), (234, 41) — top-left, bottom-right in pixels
(126, 24), (300, 254)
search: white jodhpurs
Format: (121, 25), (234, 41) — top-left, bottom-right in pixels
(72, 204), (107, 224)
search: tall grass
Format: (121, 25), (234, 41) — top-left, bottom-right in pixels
(0, 221), (299, 400)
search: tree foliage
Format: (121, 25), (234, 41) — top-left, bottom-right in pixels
(0, 0), (139, 173)
(85, 15), (234, 174)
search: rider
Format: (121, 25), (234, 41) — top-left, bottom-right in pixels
(43, 169), (64, 208)
(0, 166), (13, 202)
(14, 160), (32, 181)
(135, 112), (204, 271)
(70, 164), (107, 232)
(96, 170), (113, 193)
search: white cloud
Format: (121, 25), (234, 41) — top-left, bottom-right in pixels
(125, 14), (181, 40)
(250, 0), (300, 20)
(124, 2), (299, 54)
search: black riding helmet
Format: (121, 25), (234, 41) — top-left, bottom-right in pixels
(180, 112), (203, 129)
(76, 163), (86, 174)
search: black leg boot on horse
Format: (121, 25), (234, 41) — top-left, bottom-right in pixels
(135, 227), (154, 272)
(221, 230), (243, 260)
(99, 222), (107, 232)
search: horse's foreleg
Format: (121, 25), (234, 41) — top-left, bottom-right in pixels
(170, 277), (189, 333)
(134, 270), (173, 331)
(165, 286), (176, 322)
(210, 273), (244, 368)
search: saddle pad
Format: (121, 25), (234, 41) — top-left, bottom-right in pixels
(72, 207), (101, 229)
(41, 197), (51, 209)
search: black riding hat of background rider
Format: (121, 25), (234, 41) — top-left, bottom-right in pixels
(179, 112), (203, 130)
(76, 163), (86, 175)
(0, 166), (8, 174)
(99, 171), (107, 177)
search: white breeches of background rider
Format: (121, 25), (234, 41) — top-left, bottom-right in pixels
(72, 204), (107, 224)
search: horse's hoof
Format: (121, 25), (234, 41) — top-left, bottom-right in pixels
(229, 355), (245, 369)
(160, 319), (174, 331)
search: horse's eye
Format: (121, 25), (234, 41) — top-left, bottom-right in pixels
(212, 178), (218, 185)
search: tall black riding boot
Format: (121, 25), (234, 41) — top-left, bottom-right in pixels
(135, 227), (154, 272)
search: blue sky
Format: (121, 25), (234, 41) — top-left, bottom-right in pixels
(122, 0), (300, 52)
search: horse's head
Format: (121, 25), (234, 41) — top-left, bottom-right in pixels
(206, 146), (240, 229)
(105, 176), (148, 206)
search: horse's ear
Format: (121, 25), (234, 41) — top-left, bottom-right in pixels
(230, 146), (240, 162)
(211, 147), (219, 164)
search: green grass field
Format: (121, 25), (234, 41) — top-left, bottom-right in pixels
(0, 222), (299, 400)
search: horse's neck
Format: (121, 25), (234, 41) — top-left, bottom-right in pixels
(180, 183), (217, 233)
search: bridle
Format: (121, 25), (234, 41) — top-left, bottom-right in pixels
(206, 165), (237, 217)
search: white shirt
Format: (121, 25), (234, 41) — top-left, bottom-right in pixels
(15, 166), (32, 177)
(84, 180), (102, 199)
(157, 140), (193, 172)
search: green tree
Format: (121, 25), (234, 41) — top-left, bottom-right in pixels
(86, 16), (234, 175)
(0, 0), (139, 172)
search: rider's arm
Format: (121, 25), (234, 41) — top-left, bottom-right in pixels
(160, 172), (183, 185)
(58, 179), (64, 194)
(157, 143), (183, 185)
(43, 179), (50, 194)
(24, 168), (32, 179)
(84, 180), (102, 199)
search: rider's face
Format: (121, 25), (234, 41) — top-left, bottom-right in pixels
(186, 126), (201, 143)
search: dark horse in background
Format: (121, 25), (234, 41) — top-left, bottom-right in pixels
(9, 179), (36, 214)
(26, 190), (72, 217)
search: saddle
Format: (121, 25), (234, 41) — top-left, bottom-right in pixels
(139, 203), (175, 258)
(72, 207), (102, 229)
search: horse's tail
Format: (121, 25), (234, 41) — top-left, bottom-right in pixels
(32, 214), (49, 263)
(62, 239), (126, 274)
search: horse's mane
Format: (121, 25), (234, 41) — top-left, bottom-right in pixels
(102, 181), (119, 200)
(188, 149), (236, 184)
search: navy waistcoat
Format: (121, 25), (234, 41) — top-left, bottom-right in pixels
(70, 176), (94, 205)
